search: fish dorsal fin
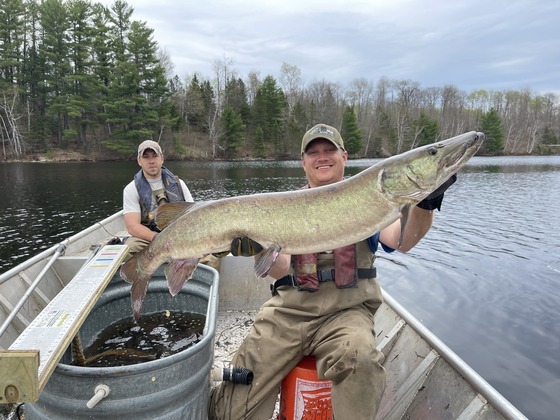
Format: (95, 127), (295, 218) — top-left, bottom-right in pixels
(155, 202), (196, 230)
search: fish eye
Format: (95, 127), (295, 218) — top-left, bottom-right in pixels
(427, 146), (438, 156)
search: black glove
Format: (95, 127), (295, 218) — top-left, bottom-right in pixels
(417, 173), (457, 211)
(231, 237), (263, 257)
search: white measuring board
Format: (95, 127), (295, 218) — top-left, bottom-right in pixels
(0, 244), (127, 402)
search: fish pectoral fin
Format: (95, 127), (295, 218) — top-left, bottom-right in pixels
(164, 258), (199, 296)
(254, 245), (281, 278)
(398, 204), (413, 248)
(155, 202), (197, 230)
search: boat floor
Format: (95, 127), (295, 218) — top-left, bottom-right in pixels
(214, 309), (257, 372)
(213, 309), (283, 418)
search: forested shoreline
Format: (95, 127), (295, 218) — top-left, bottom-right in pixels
(1, 0), (559, 163)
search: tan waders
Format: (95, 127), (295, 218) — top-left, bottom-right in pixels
(209, 277), (386, 420)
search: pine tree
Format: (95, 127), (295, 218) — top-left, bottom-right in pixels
(285, 101), (308, 155)
(252, 76), (286, 155)
(253, 126), (265, 158)
(65, 0), (101, 150)
(220, 107), (245, 158)
(103, 10), (169, 153)
(480, 108), (504, 154)
(39, 0), (72, 147)
(184, 75), (209, 132)
(0, 0), (26, 86)
(0, 0), (26, 157)
(412, 111), (438, 148)
(341, 106), (362, 155)
(224, 77), (250, 124)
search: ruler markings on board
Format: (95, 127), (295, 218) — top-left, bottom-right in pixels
(9, 245), (127, 378)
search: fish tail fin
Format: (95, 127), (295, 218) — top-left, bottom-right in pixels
(130, 274), (150, 321)
(164, 258), (199, 296)
(254, 245), (281, 278)
(120, 256), (153, 321)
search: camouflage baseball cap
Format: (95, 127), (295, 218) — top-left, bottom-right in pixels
(301, 124), (345, 154)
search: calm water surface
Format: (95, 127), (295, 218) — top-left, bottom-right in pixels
(1, 156), (559, 420)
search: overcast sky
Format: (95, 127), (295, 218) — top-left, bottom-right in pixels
(102, 0), (559, 95)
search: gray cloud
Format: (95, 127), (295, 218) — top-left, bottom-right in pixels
(103, 0), (559, 94)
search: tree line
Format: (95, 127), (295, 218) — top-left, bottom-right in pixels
(1, 0), (559, 161)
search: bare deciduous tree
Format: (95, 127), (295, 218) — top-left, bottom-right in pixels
(279, 62), (302, 116)
(208, 55), (236, 157)
(306, 80), (343, 125)
(0, 90), (24, 159)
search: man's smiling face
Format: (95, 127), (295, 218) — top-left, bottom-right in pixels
(302, 138), (348, 187)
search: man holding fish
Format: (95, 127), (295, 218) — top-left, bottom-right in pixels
(121, 140), (221, 269)
(208, 124), (459, 419)
(122, 140), (194, 260)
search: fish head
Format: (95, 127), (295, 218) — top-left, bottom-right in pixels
(380, 131), (484, 204)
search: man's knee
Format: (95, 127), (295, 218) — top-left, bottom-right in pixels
(123, 236), (149, 260)
(327, 338), (386, 418)
(320, 332), (384, 382)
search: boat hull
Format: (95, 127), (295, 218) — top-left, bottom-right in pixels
(0, 211), (528, 419)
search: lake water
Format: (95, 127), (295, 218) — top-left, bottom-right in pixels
(1, 156), (559, 420)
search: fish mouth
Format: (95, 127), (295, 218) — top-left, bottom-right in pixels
(439, 132), (484, 173)
(380, 131), (484, 200)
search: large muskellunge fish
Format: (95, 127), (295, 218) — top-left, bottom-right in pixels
(120, 131), (484, 320)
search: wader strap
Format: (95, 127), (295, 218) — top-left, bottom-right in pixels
(270, 267), (376, 296)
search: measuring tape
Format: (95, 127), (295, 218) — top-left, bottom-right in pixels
(0, 244), (127, 403)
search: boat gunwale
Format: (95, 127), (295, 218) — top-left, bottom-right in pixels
(382, 291), (527, 420)
(0, 210), (124, 286)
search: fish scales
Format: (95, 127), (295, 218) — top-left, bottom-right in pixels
(168, 179), (392, 257)
(121, 131), (484, 319)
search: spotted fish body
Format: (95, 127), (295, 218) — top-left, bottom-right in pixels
(120, 131), (484, 319)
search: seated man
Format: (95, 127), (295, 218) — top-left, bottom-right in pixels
(122, 140), (193, 260)
(209, 124), (456, 419)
